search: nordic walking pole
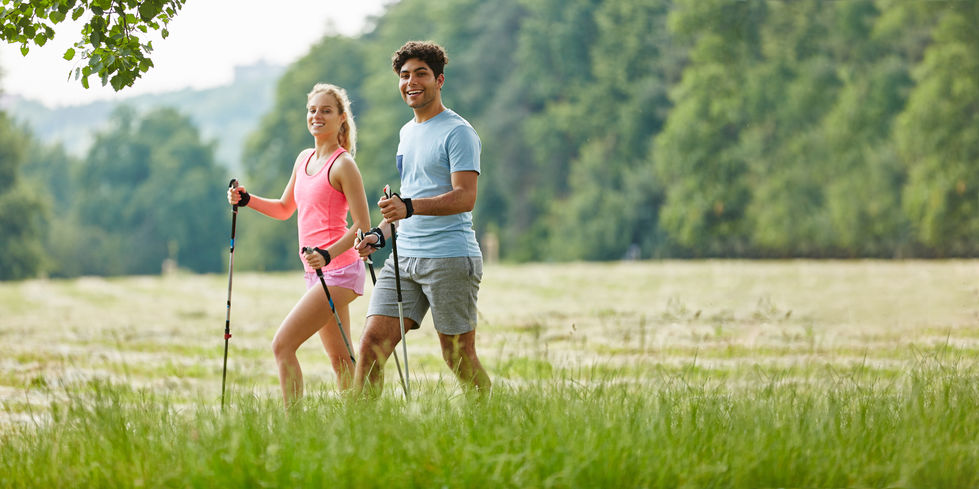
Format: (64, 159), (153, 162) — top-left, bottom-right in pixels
(302, 247), (357, 364)
(358, 229), (407, 398)
(222, 178), (240, 410)
(384, 185), (410, 399)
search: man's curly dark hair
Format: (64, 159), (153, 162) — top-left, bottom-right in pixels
(392, 41), (449, 77)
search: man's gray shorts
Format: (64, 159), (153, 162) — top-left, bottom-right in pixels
(367, 256), (482, 335)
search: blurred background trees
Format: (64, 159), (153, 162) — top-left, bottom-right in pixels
(2, 0), (977, 278)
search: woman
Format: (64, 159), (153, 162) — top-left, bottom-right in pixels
(228, 83), (370, 407)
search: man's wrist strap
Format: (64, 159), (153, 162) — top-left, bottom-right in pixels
(393, 192), (413, 218)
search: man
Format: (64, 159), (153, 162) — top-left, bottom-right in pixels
(354, 41), (490, 397)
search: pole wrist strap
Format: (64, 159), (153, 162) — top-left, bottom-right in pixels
(392, 192), (413, 218)
(365, 227), (385, 249)
(302, 246), (332, 266)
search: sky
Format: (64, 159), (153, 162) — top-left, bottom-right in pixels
(0, 0), (390, 108)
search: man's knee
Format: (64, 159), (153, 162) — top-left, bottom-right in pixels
(359, 316), (400, 356)
(439, 332), (476, 364)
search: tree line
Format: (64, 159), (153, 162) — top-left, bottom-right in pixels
(2, 0), (977, 279)
(240, 0), (978, 268)
(0, 107), (226, 279)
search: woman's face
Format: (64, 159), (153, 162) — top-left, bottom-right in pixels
(306, 92), (345, 140)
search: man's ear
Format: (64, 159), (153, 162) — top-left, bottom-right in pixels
(437, 73), (445, 89)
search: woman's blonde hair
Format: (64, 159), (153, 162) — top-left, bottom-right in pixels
(307, 83), (357, 156)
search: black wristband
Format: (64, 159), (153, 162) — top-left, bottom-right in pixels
(392, 192), (413, 218)
(403, 197), (413, 218)
(365, 227), (385, 249)
(229, 178), (250, 207)
(302, 246), (331, 266)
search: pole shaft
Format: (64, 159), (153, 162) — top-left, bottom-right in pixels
(316, 268), (356, 363)
(364, 253), (406, 397)
(221, 204), (238, 409)
(390, 220), (409, 399)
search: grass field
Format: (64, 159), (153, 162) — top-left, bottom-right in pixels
(2, 260), (978, 487)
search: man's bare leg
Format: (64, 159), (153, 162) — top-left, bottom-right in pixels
(354, 314), (417, 398)
(438, 330), (491, 396)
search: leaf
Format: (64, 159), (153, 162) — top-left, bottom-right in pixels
(138, 0), (163, 22)
(110, 74), (125, 91)
(64, 47), (76, 60)
(72, 6), (84, 20)
(19, 44), (28, 56)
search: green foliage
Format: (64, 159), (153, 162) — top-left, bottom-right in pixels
(0, 113), (47, 280)
(49, 106), (226, 276)
(653, 0), (764, 256)
(896, 3), (979, 256)
(546, 0), (677, 260)
(224, 0), (979, 263)
(10, 0), (979, 270)
(0, 0), (184, 90)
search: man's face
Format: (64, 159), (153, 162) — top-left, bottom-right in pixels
(399, 58), (443, 110)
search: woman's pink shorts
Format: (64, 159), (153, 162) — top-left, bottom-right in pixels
(304, 259), (366, 296)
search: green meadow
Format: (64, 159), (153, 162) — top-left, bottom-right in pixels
(2, 261), (978, 488)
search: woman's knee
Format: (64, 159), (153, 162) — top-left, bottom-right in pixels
(271, 334), (298, 361)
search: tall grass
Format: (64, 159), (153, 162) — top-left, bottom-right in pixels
(2, 261), (979, 487)
(2, 360), (978, 488)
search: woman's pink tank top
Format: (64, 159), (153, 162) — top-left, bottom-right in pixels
(294, 147), (359, 273)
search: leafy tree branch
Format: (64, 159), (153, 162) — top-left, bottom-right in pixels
(0, 0), (185, 90)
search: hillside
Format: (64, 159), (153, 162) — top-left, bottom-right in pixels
(0, 61), (284, 172)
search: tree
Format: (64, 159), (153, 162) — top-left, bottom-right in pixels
(652, 0), (766, 256)
(547, 0), (678, 260)
(896, 2), (979, 256)
(0, 112), (48, 280)
(66, 106), (225, 275)
(819, 1), (917, 257)
(0, 0), (185, 90)
(741, 1), (848, 257)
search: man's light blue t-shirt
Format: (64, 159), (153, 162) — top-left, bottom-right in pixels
(395, 109), (482, 258)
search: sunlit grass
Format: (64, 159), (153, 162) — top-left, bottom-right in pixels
(2, 363), (978, 488)
(2, 260), (979, 487)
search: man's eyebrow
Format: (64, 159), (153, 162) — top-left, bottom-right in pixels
(400, 66), (431, 74)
